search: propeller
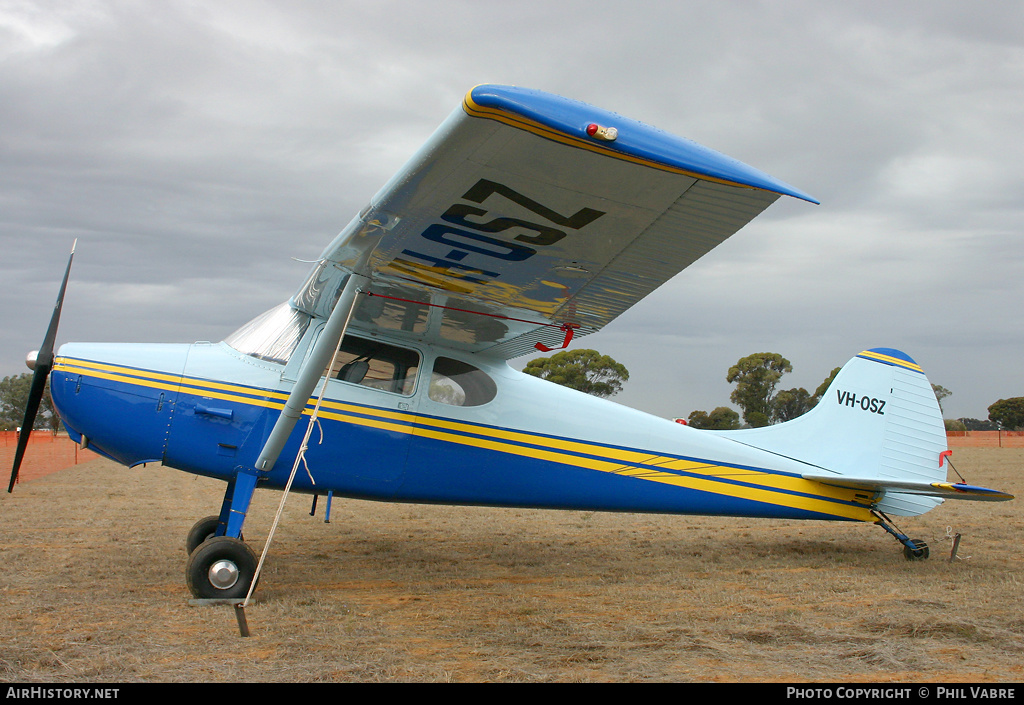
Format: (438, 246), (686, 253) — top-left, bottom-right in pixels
(8, 240), (76, 493)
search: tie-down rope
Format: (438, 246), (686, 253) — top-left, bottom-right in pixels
(242, 301), (356, 609)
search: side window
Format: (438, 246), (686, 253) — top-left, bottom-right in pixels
(429, 357), (497, 407)
(327, 335), (419, 396)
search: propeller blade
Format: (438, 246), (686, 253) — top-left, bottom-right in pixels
(38, 240), (77, 369)
(8, 240), (76, 493)
(8, 369), (49, 492)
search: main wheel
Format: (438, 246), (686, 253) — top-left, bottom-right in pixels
(185, 536), (259, 599)
(903, 538), (929, 561)
(185, 515), (222, 555)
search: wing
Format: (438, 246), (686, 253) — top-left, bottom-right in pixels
(292, 85), (816, 358)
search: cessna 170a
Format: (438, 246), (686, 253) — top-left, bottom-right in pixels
(9, 85), (1013, 600)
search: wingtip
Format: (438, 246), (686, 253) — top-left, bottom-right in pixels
(940, 483), (1015, 502)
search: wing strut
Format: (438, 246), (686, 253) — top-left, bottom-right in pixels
(254, 273), (368, 473)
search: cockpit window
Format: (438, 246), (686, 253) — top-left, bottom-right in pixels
(224, 303), (311, 365)
(429, 357), (496, 407)
(327, 335), (419, 396)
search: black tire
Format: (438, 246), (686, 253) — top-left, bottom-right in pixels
(185, 515), (222, 555)
(185, 536), (258, 599)
(903, 539), (929, 561)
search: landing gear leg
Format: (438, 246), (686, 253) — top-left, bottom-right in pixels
(872, 510), (930, 561)
(216, 468), (260, 539)
(185, 468), (261, 599)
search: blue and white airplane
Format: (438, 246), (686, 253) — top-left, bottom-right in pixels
(10, 85), (1012, 600)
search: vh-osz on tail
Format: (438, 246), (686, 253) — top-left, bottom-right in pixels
(9, 85), (1013, 600)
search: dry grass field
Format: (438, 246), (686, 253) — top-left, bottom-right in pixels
(1, 448), (1022, 683)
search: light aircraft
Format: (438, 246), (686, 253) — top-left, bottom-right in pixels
(9, 85), (1013, 601)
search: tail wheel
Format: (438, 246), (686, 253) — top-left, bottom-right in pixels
(903, 539), (929, 561)
(185, 536), (258, 599)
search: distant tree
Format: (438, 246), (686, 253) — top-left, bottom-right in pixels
(988, 397), (1024, 431)
(771, 387), (814, 423)
(522, 349), (629, 398)
(0, 373), (57, 432)
(691, 357), (858, 429)
(767, 367), (840, 424)
(687, 406), (741, 430)
(727, 353), (792, 428)
(814, 367), (841, 401)
(960, 418), (998, 431)
(932, 384), (952, 414)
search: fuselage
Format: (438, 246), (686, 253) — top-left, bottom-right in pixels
(49, 315), (876, 524)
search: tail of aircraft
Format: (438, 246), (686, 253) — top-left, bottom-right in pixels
(718, 348), (1012, 517)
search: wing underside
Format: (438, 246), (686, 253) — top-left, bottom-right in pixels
(292, 85), (814, 357)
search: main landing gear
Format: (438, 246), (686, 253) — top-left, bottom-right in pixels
(186, 535), (259, 599)
(184, 468), (261, 600)
(873, 510), (930, 561)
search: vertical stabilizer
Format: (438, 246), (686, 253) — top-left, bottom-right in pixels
(717, 349), (947, 516)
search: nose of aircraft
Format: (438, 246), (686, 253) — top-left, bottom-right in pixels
(50, 342), (191, 467)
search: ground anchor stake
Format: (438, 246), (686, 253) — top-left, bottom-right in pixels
(235, 602), (250, 637)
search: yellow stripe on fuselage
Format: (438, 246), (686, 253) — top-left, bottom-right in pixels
(405, 414), (867, 506)
(55, 359), (288, 411)
(54, 356), (875, 521)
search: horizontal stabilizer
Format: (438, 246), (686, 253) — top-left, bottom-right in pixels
(803, 475), (1014, 502)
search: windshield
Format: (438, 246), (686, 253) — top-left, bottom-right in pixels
(224, 302), (311, 365)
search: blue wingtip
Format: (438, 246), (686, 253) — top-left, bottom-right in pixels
(468, 85), (819, 204)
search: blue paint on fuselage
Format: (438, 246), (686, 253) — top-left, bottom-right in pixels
(51, 343), (188, 468)
(50, 333), (862, 523)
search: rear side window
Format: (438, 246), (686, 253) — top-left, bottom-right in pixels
(429, 357), (496, 407)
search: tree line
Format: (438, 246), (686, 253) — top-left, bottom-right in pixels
(521, 348), (1024, 432)
(0, 373), (58, 432)
(686, 352), (835, 429)
(685, 352), (1024, 432)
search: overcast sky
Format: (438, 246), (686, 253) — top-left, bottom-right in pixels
(2, 1), (1021, 423)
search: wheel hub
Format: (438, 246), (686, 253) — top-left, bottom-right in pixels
(208, 559), (240, 590)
